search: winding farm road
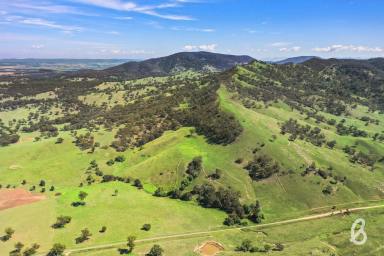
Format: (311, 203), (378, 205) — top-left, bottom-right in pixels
(56, 203), (384, 255)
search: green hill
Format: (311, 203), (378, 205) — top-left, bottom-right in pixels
(0, 53), (383, 256)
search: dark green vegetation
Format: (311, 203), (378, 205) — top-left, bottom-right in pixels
(102, 51), (254, 79)
(0, 53), (383, 255)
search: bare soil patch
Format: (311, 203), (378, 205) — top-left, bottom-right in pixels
(195, 241), (224, 256)
(9, 165), (21, 170)
(0, 189), (46, 211)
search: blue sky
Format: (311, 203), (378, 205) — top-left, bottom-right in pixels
(1, 0), (384, 60)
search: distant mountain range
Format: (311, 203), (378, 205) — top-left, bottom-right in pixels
(275, 56), (320, 64)
(102, 51), (254, 79)
(5, 53), (384, 82)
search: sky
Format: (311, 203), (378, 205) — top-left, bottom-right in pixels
(1, 0), (384, 60)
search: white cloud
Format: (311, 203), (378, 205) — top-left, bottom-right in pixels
(279, 46), (301, 52)
(1, 2), (96, 16)
(107, 31), (121, 35)
(115, 16), (133, 20)
(3, 15), (82, 32)
(244, 28), (260, 34)
(140, 10), (193, 20)
(172, 27), (215, 32)
(183, 44), (217, 52)
(146, 21), (164, 29)
(101, 48), (154, 56)
(22, 18), (82, 32)
(74, 0), (195, 20)
(313, 44), (384, 53)
(271, 42), (291, 47)
(75, 0), (137, 11)
(31, 44), (45, 49)
(11, 3), (84, 15)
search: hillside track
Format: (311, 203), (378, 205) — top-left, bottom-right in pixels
(51, 203), (384, 255)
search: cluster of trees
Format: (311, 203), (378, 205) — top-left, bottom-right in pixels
(224, 200), (263, 225)
(154, 157), (202, 198)
(227, 58), (384, 124)
(360, 116), (380, 125)
(0, 131), (19, 146)
(109, 77), (242, 151)
(71, 191), (88, 207)
(9, 242), (40, 256)
(236, 239), (284, 253)
(74, 133), (95, 151)
(336, 122), (368, 137)
(0, 121), (19, 146)
(244, 154), (280, 181)
(186, 157), (202, 180)
(343, 146), (376, 167)
(373, 132), (384, 142)
(47, 243), (66, 256)
(193, 184), (243, 214)
(2, 70), (244, 152)
(302, 163), (347, 185)
(281, 119), (328, 147)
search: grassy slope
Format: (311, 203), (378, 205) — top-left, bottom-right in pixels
(50, 207), (384, 256)
(0, 182), (225, 254)
(0, 72), (383, 255)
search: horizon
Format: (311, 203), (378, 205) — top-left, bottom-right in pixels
(1, 53), (384, 63)
(1, 0), (384, 60)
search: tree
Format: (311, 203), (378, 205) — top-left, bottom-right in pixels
(274, 243), (285, 251)
(22, 243), (40, 256)
(9, 242), (24, 255)
(209, 169), (222, 180)
(52, 216), (71, 229)
(1, 227), (15, 241)
(327, 140), (337, 149)
(114, 155), (126, 162)
(78, 191), (88, 201)
(322, 185), (334, 195)
(14, 241), (24, 251)
(245, 155), (280, 181)
(47, 243), (66, 256)
(106, 159), (115, 166)
(142, 224), (151, 231)
(236, 239), (254, 252)
(186, 157), (202, 179)
(127, 236), (136, 252)
(39, 180), (45, 187)
(248, 200), (263, 224)
(134, 179), (143, 189)
(99, 226), (107, 233)
(76, 228), (92, 244)
(55, 138), (64, 144)
(146, 245), (164, 256)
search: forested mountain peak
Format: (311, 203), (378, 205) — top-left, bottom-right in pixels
(103, 51), (254, 79)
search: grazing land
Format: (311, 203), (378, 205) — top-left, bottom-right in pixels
(0, 52), (383, 255)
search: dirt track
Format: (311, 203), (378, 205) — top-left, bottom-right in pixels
(59, 203), (384, 256)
